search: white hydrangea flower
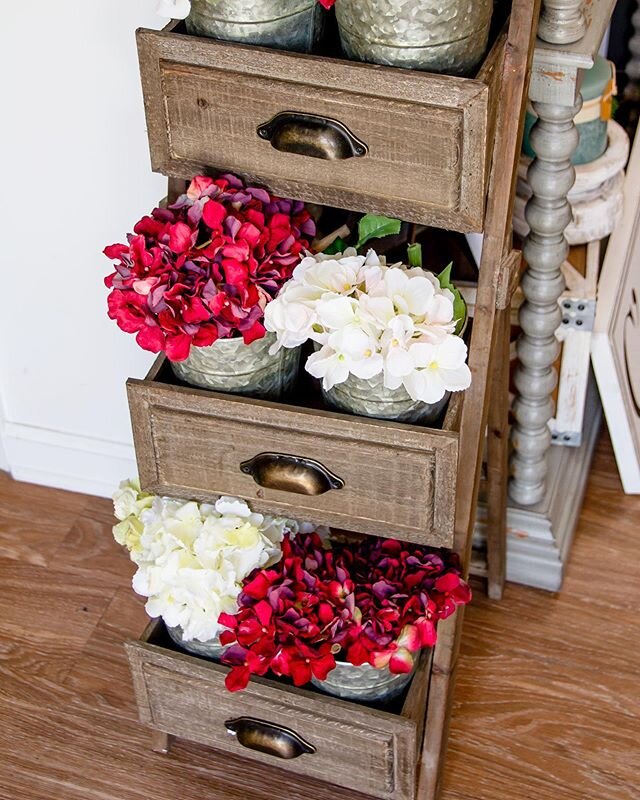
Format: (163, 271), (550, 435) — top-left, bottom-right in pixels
(293, 255), (364, 297)
(381, 315), (416, 390)
(157, 0), (191, 20)
(113, 477), (153, 521)
(112, 485), (320, 643)
(264, 294), (319, 352)
(306, 326), (383, 390)
(372, 268), (437, 317)
(266, 248), (471, 403)
(403, 336), (472, 404)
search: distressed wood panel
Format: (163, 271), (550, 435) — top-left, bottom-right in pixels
(126, 621), (429, 800)
(127, 364), (459, 547)
(135, 27), (506, 231)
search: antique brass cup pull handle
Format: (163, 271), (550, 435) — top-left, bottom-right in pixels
(225, 717), (316, 759)
(240, 453), (344, 495)
(257, 111), (368, 160)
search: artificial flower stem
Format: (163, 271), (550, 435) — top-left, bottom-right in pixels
(312, 224), (351, 254)
(408, 242), (423, 268)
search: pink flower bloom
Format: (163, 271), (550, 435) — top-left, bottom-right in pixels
(103, 173), (315, 360)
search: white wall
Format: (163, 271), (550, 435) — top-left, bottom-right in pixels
(0, 2), (167, 496)
(0, 393), (8, 472)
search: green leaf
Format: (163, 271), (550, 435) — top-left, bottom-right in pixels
(407, 243), (423, 268)
(323, 237), (348, 255)
(356, 214), (402, 250)
(438, 262), (467, 335)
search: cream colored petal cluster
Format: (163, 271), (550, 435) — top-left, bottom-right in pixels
(112, 484), (305, 643)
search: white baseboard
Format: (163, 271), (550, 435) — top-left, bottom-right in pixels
(0, 389), (8, 472)
(3, 422), (136, 498)
(0, 429), (7, 474)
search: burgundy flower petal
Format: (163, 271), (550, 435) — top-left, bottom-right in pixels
(135, 324), (165, 353)
(241, 320), (266, 344)
(225, 665), (251, 692)
(164, 332), (192, 362)
(168, 222), (194, 254)
(202, 199), (227, 230)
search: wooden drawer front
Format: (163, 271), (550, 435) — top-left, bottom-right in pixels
(127, 637), (421, 800)
(127, 377), (458, 547)
(137, 27), (504, 231)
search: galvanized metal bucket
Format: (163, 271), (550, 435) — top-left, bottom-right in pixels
(336, 0), (493, 75)
(311, 659), (416, 702)
(321, 370), (450, 424)
(185, 0), (324, 53)
(170, 333), (300, 399)
(167, 625), (226, 659)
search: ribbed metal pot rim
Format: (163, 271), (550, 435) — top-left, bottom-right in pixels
(206, 335), (248, 348)
(189, 0), (316, 25)
(338, 26), (488, 50)
(198, 7), (315, 24)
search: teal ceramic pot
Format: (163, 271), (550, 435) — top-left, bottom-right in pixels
(523, 56), (616, 166)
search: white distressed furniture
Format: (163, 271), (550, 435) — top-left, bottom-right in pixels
(514, 120), (629, 246)
(592, 131), (640, 494)
(506, 0), (616, 590)
(512, 121), (629, 446)
(538, 0), (586, 44)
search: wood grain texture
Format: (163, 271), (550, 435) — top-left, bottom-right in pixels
(127, 371), (459, 547)
(135, 28), (506, 231)
(0, 471), (90, 567)
(485, 306), (511, 600)
(0, 434), (637, 799)
(428, 1), (542, 796)
(127, 619), (430, 800)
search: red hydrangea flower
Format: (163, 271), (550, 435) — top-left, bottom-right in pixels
(103, 174), (315, 361)
(338, 537), (471, 673)
(220, 532), (471, 691)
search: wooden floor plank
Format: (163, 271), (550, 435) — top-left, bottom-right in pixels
(48, 514), (136, 587)
(63, 588), (147, 720)
(0, 471), (90, 566)
(0, 430), (637, 800)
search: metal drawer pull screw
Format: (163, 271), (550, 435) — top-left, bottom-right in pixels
(257, 111), (368, 160)
(225, 717), (316, 759)
(240, 452), (345, 495)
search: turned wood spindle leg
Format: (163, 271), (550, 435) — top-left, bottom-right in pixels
(628, 4), (640, 82)
(510, 97), (581, 506)
(538, 0), (586, 45)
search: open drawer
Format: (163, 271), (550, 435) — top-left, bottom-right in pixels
(136, 20), (506, 232)
(126, 619), (432, 800)
(127, 357), (461, 548)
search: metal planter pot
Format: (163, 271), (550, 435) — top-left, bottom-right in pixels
(311, 659), (416, 702)
(170, 333), (300, 399)
(185, 0), (324, 53)
(321, 371), (449, 424)
(336, 0), (493, 75)
(167, 625), (226, 659)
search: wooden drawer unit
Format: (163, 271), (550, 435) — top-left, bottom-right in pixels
(136, 22), (506, 232)
(127, 620), (431, 800)
(127, 358), (461, 548)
